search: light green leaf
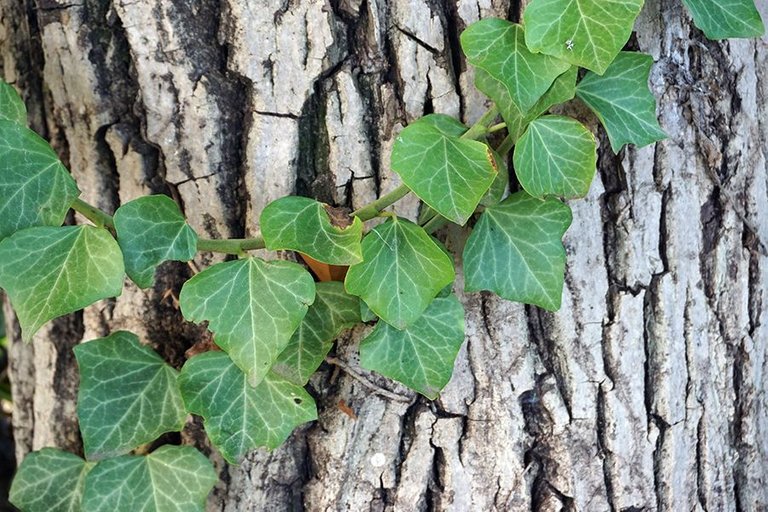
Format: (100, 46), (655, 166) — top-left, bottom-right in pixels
(0, 120), (80, 241)
(576, 52), (667, 152)
(9, 448), (93, 512)
(360, 294), (465, 399)
(513, 115), (596, 199)
(415, 113), (467, 137)
(261, 196), (363, 265)
(481, 150), (509, 207)
(461, 20), (571, 112)
(73, 331), (187, 460)
(81, 446), (217, 512)
(345, 217), (454, 329)
(113, 195), (198, 289)
(463, 192), (572, 311)
(0, 81), (27, 124)
(0, 225), (124, 340)
(179, 257), (315, 386)
(272, 282), (361, 385)
(682, 0), (764, 39)
(523, 0), (644, 74)
(390, 115), (497, 225)
(360, 300), (376, 322)
(179, 352), (317, 463)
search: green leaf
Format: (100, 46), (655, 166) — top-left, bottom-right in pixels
(9, 448), (93, 512)
(81, 446), (216, 512)
(390, 115), (497, 225)
(480, 150), (509, 207)
(523, 0), (644, 74)
(463, 192), (572, 311)
(682, 0), (764, 39)
(261, 196), (363, 265)
(73, 331), (187, 460)
(0, 81), (27, 124)
(345, 217), (454, 329)
(360, 294), (465, 399)
(513, 115), (596, 199)
(272, 282), (361, 385)
(0, 121), (80, 241)
(576, 52), (667, 152)
(113, 195), (198, 288)
(461, 20), (571, 112)
(179, 257), (315, 386)
(179, 352), (317, 463)
(0, 225), (124, 340)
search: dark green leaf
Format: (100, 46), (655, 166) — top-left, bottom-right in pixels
(0, 81), (27, 124)
(9, 448), (93, 512)
(682, 0), (764, 39)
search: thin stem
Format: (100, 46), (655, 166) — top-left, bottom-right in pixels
(461, 105), (499, 141)
(422, 214), (448, 234)
(325, 356), (412, 403)
(487, 122), (507, 134)
(71, 198), (114, 228)
(351, 183), (411, 222)
(496, 134), (515, 157)
(196, 235), (265, 255)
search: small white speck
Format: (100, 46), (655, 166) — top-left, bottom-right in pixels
(370, 452), (386, 467)
(566, 40), (574, 51)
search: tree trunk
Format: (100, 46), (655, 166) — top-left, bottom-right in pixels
(1, 0), (767, 510)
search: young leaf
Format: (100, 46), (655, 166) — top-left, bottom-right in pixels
(523, 0), (644, 74)
(0, 120), (80, 241)
(360, 294), (465, 399)
(179, 351), (317, 463)
(345, 217), (454, 329)
(0, 225), (124, 340)
(179, 257), (315, 386)
(461, 20), (571, 112)
(390, 115), (497, 225)
(463, 192), (572, 311)
(80, 446), (217, 512)
(682, 0), (764, 39)
(272, 282), (361, 385)
(73, 331), (187, 460)
(480, 150), (509, 207)
(576, 52), (667, 152)
(0, 81), (27, 124)
(513, 115), (597, 199)
(113, 195), (198, 288)
(9, 448), (93, 512)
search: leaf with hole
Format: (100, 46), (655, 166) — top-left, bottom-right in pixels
(179, 257), (315, 386)
(179, 351), (317, 463)
(0, 225), (124, 340)
(0, 81), (27, 124)
(463, 192), (572, 310)
(74, 331), (187, 460)
(682, 0), (764, 39)
(9, 448), (93, 512)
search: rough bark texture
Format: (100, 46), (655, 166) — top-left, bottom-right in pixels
(1, 0), (767, 510)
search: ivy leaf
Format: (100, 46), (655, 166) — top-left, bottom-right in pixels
(9, 448), (93, 512)
(461, 20), (571, 112)
(480, 150), (509, 207)
(390, 115), (497, 225)
(272, 282), (361, 385)
(73, 331), (187, 460)
(345, 217), (454, 329)
(261, 196), (363, 265)
(576, 52), (667, 152)
(179, 352), (317, 463)
(0, 120), (80, 241)
(360, 294), (465, 399)
(81, 446), (217, 512)
(682, 0), (764, 39)
(463, 192), (572, 311)
(179, 257), (315, 386)
(523, 0), (644, 74)
(0, 226), (124, 340)
(0, 81), (27, 124)
(113, 195), (198, 289)
(513, 115), (596, 199)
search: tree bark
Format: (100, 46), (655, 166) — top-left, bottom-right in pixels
(1, 0), (767, 510)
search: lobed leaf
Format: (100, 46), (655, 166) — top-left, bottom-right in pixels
(463, 192), (572, 311)
(360, 294), (465, 399)
(113, 195), (198, 288)
(74, 331), (187, 460)
(682, 0), (764, 39)
(179, 351), (317, 463)
(0, 81), (27, 124)
(576, 52), (667, 152)
(345, 217), (454, 330)
(0, 225), (124, 340)
(9, 448), (93, 512)
(179, 257), (315, 386)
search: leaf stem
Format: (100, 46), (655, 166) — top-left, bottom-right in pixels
(496, 134), (515, 157)
(71, 198), (114, 228)
(461, 105), (500, 141)
(351, 183), (411, 222)
(487, 122), (507, 134)
(422, 214), (449, 234)
(196, 236), (265, 255)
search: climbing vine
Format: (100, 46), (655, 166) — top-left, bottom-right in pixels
(1, 0), (763, 509)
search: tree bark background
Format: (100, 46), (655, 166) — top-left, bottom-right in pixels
(1, 0), (767, 510)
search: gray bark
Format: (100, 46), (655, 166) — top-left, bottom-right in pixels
(1, 0), (767, 510)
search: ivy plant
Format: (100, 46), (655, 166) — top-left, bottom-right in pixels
(1, 1), (763, 509)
